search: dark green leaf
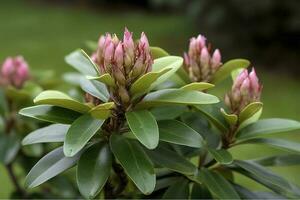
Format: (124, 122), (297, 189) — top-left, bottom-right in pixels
(150, 105), (187, 121)
(191, 182), (212, 199)
(207, 147), (233, 164)
(110, 135), (155, 194)
(77, 142), (112, 199)
(25, 146), (82, 188)
(0, 89), (8, 115)
(80, 78), (109, 102)
(19, 105), (81, 124)
(158, 120), (203, 148)
(252, 154), (300, 167)
(0, 134), (20, 164)
(162, 178), (190, 199)
(22, 124), (70, 145)
(237, 118), (300, 140)
(64, 114), (104, 157)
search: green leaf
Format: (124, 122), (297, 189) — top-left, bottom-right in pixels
(138, 88), (219, 108)
(34, 90), (91, 113)
(145, 145), (197, 175)
(25, 146), (82, 188)
(154, 177), (180, 192)
(150, 56), (183, 89)
(150, 46), (169, 59)
(194, 103), (229, 132)
(65, 49), (99, 76)
(181, 82), (214, 91)
(64, 114), (104, 157)
(162, 178), (190, 199)
(63, 72), (84, 86)
(0, 134), (20, 164)
(0, 89), (8, 115)
(233, 160), (300, 198)
(194, 168), (240, 199)
(130, 68), (171, 96)
(236, 138), (300, 154)
(239, 102), (263, 124)
(110, 135), (155, 194)
(158, 120), (203, 148)
(126, 110), (159, 149)
(238, 108), (263, 131)
(22, 124), (70, 145)
(212, 59), (250, 83)
(19, 105), (81, 124)
(252, 154), (300, 167)
(89, 102), (114, 119)
(236, 118), (300, 140)
(191, 183), (212, 199)
(77, 142), (112, 199)
(220, 108), (238, 126)
(207, 147), (233, 164)
(79, 78), (109, 102)
(87, 73), (115, 87)
(150, 105), (188, 120)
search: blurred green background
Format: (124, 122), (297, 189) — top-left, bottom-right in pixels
(0, 0), (300, 198)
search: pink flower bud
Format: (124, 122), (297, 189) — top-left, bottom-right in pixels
(240, 78), (250, 96)
(211, 49), (221, 71)
(114, 42), (124, 69)
(249, 68), (259, 93)
(233, 69), (248, 90)
(139, 32), (149, 50)
(104, 41), (114, 72)
(200, 47), (210, 67)
(196, 34), (206, 49)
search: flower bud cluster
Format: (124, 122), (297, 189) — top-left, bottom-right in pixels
(0, 56), (30, 88)
(183, 34), (222, 82)
(225, 68), (262, 114)
(93, 28), (152, 107)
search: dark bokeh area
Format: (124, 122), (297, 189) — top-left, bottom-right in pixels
(0, 0), (300, 198)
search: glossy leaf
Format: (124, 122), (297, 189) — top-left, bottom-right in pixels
(150, 46), (169, 59)
(19, 105), (81, 124)
(126, 110), (159, 149)
(212, 59), (250, 83)
(34, 90), (91, 113)
(0, 134), (20, 164)
(89, 102), (114, 119)
(239, 102), (263, 124)
(158, 120), (203, 148)
(150, 105), (187, 120)
(77, 142), (112, 199)
(195, 168), (240, 199)
(25, 146), (82, 188)
(145, 145), (197, 175)
(80, 78), (109, 102)
(138, 88), (219, 108)
(220, 108), (238, 126)
(236, 118), (300, 140)
(207, 147), (233, 164)
(181, 82), (214, 91)
(65, 49), (99, 76)
(110, 135), (155, 194)
(252, 154), (300, 167)
(64, 114), (104, 157)
(162, 178), (190, 199)
(87, 73), (115, 87)
(22, 124), (70, 145)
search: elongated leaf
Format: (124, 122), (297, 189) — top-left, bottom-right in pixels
(162, 178), (190, 199)
(110, 135), (155, 194)
(138, 88), (219, 108)
(34, 90), (91, 113)
(194, 104), (229, 132)
(22, 124), (70, 145)
(194, 168), (240, 199)
(233, 183), (262, 199)
(126, 110), (159, 149)
(64, 114), (104, 157)
(236, 138), (300, 153)
(233, 160), (300, 198)
(87, 73), (115, 87)
(181, 82), (214, 91)
(207, 147), (233, 164)
(191, 183), (212, 199)
(252, 154), (300, 167)
(236, 118), (300, 140)
(150, 105), (187, 120)
(239, 102), (263, 124)
(154, 177), (180, 192)
(212, 59), (250, 83)
(150, 46), (169, 59)
(158, 120), (203, 148)
(130, 68), (171, 95)
(145, 145), (197, 175)
(77, 142), (112, 199)
(150, 56), (183, 89)
(0, 134), (20, 164)
(65, 49), (99, 76)
(25, 146), (82, 188)
(238, 108), (263, 131)
(19, 105), (81, 124)
(80, 78), (109, 102)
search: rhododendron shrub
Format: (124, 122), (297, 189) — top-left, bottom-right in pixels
(18, 29), (300, 199)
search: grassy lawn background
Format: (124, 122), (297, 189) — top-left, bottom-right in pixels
(1, 0), (300, 197)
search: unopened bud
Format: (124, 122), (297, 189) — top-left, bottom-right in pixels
(118, 86), (130, 104)
(211, 49), (221, 72)
(114, 42), (124, 69)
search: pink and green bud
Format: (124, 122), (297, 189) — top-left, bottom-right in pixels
(184, 34), (222, 82)
(1, 56), (30, 88)
(225, 68), (262, 114)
